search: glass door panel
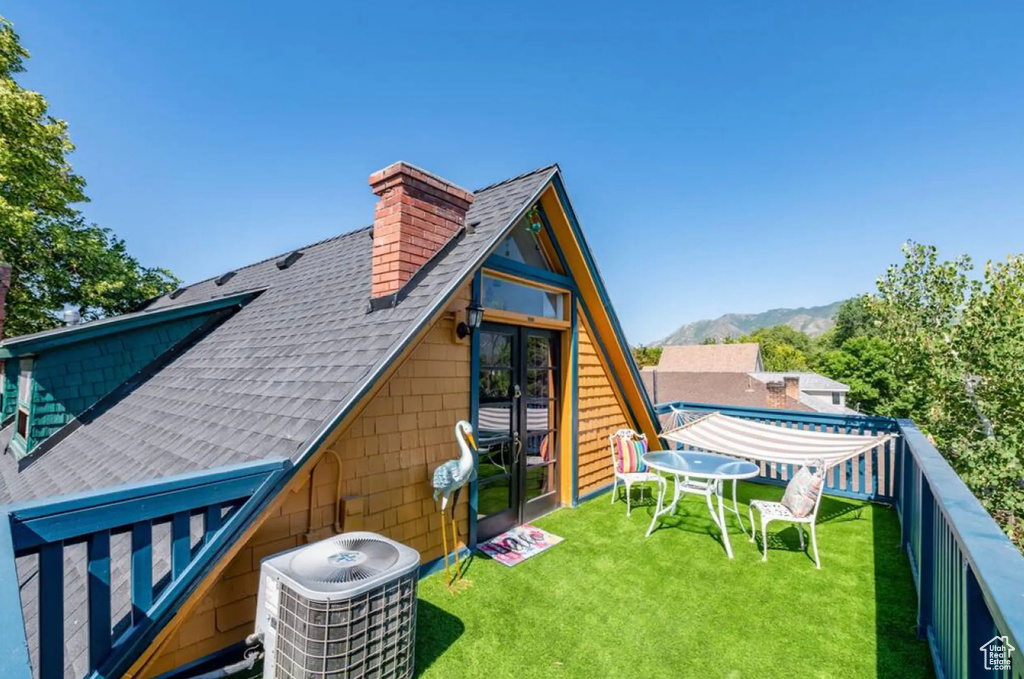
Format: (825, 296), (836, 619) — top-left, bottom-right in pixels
(476, 324), (561, 541)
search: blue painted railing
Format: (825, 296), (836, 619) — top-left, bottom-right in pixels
(655, 402), (1024, 679)
(654, 401), (900, 503)
(0, 458), (291, 679)
(896, 420), (1024, 679)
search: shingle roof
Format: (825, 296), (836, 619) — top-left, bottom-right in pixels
(0, 165), (557, 505)
(2, 164), (559, 679)
(748, 372), (849, 392)
(640, 371), (809, 411)
(657, 343), (762, 372)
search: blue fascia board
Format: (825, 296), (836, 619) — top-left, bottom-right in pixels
(3, 458), (290, 519)
(10, 472), (279, 553)
(0, 289), (264, 359)
(0, 510), (33, 679)
(654, 400), (899, 433)
(468, 270), (482, 549)
(549, 175), (660, 432)
(897, 419), (1024, 645)
(537, 206), (572, 274)
(482, 254), (576, 291)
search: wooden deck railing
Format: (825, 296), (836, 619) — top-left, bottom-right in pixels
(654, 401), (1024, 679)
(0, 458), (291, 679)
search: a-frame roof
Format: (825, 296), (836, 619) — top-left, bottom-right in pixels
(0, 166), (558, 504)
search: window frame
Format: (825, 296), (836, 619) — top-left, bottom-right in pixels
(12, 356), (35, 454)
(480, 269), (571, 330)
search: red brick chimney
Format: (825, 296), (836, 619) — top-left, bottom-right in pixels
(766, 381), (787, 409)
(368, 162), (474, 299)
(784, 376), (800, 403)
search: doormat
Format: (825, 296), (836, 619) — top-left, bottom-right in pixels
(477, 524), (563, 567)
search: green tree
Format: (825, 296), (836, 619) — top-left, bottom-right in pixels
(816, 336), (897, 415)
(0, 17), (177, 337)
(869, 242), (1024, 546)
(829, 295), (876, 348)
(631, 345), (662, 368)
(728, 324), (812, 371)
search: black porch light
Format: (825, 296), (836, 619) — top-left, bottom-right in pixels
(457, 301), (484, 339)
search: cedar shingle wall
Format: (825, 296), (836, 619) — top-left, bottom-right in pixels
(575, 307), (632, 496)
(142, 287), (471, 677)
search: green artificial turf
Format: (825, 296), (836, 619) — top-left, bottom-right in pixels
(416, 483), (933, 679)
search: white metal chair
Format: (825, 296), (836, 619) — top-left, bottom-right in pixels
(748, 463), (827, 569)
(609, 430), (666, 517)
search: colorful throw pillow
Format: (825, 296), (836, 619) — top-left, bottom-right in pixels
(781, 460), (825, 518)
(615, 436), (648, 473)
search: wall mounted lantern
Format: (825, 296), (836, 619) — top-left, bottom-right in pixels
(457, 301), (484, 339)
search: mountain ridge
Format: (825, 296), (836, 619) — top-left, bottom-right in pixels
(654, 300), (843, 346)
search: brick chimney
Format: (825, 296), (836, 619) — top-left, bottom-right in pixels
(784, 376), (800, 403)
(368, 162), (474, 300)
(766, 381), (787, 409)
(0, 260), (11, 340)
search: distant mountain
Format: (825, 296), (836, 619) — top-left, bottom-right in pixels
(654, 301), (844, 346)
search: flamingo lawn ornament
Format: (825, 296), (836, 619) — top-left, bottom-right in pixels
(432, 420), (476, 587)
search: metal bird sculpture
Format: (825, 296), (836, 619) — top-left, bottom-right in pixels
(432, 420), (476, 587)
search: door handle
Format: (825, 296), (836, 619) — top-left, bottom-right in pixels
(512, 432), (523, 462)
(514, 384), (522, 399)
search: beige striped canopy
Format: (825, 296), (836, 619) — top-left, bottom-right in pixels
(659, 411), (896, 468)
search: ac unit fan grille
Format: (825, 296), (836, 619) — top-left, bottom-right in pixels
(288, 536), (402, 585)
(272, 574), (418, 679)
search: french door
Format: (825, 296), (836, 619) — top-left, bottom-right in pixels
(476, 323), (561, 542)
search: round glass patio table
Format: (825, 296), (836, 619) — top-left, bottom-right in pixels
(641, 450), (760, 559)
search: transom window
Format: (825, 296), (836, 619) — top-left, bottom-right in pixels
(482, 274), (564, 320)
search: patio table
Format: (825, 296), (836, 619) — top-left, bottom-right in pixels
(642, 450), (760, 558)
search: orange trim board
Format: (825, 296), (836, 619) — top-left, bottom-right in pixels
(537, 184), (659, 444)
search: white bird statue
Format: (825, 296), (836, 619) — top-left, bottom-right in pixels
(432, 420), (476, 587)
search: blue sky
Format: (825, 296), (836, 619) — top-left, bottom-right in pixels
(6, 1), (1024, 344)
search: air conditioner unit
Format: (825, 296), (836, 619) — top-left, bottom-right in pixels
(255, 532), (421, 679)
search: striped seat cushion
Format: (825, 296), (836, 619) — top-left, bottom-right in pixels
(614, 436), (648, 474)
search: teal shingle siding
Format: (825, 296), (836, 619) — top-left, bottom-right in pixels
(2, 360), (17, 421)
(23, 315), (209, 452)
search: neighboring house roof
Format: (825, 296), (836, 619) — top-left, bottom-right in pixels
(640, 371), (809, 411)
(748, 372), (849, 393)
(657, 343), (762, 372)
(747, 372), (859, 415)
(0, 165), (558, 505)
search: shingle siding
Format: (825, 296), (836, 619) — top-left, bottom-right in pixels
(3, 359), (17, 421)
(24, 315), (210, 451)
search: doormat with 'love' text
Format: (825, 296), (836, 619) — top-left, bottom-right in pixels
(477, 524), (564, 567)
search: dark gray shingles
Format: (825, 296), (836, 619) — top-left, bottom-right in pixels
(3, 164), (557, 679)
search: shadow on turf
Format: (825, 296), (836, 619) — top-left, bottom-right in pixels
(638, 481), (865, 565)
(414, 600), (465, 678)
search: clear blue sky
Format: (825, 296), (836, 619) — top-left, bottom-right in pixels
(6, 1), (1024, 344)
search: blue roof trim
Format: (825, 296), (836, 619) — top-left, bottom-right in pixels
(549, 174), (660, 432)
(0, 289), (264, 359)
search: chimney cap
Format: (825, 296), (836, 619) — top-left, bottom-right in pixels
(368, 161), (475, 205)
